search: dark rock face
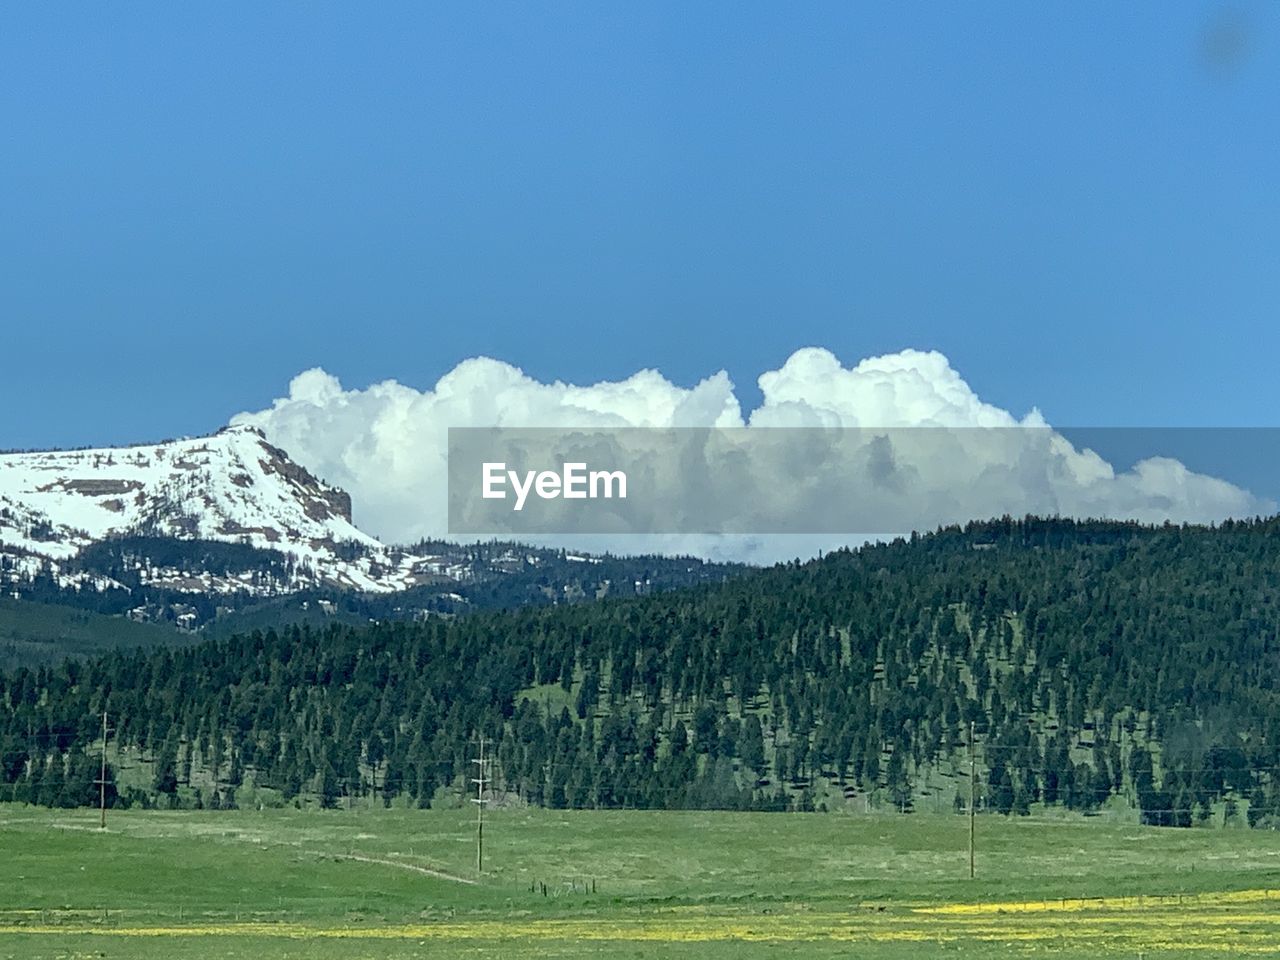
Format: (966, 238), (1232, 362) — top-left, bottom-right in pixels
(307, 488), (353, 524)
(38, 479), (145, 496)
(257, 440), (353, 523)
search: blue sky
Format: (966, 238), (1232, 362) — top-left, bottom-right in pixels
(2, 3), (1277, 450)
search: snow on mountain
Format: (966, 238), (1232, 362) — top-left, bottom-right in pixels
(0, 425), (434, 593)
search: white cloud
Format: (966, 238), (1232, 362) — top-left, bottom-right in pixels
(751, 348), (1037, 429)
(232, 349), (1271, 563)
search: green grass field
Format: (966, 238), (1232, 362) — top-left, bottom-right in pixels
(5, 805), (1280, 958)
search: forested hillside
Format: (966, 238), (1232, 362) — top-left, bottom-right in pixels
(0, 597), (201, 671)
(5, 517), (1280, 827)
(4, 538), (742, 664)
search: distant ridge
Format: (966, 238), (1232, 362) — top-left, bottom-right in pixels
(0, 423), (433, 593)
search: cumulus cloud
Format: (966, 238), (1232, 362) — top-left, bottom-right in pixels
(231, 348), (1271, 563)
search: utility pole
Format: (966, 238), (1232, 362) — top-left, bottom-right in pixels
(471, 735), (490, 874)
(97, 711), (108, 829)
(968, 720), (976, 880)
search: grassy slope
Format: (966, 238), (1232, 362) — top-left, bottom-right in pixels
(4, 806), (1280, 958)
(0, 597), (190, 669)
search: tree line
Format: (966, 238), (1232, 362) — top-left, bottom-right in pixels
(5, 516), (1280, 824)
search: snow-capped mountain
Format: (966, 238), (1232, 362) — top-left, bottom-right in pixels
(0, 425), (435, 594)
(0, 426), (743, 645)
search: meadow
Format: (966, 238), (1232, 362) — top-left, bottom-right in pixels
(5, 805), (1280, 958)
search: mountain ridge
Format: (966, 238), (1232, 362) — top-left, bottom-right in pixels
(0, 424), (446, 594)
(0, 426), (746, 654)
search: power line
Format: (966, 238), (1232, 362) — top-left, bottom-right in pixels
(968, 721), (976, 880)
(470, 735), (490, 874)
(92, 710), (111, 829)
